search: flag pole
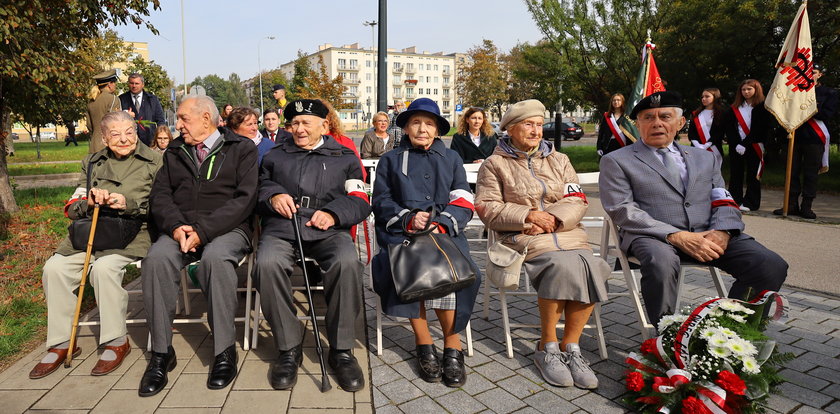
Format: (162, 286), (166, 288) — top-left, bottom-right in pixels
(783, 131), (795, 216)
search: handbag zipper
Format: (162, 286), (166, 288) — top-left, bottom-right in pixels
(428, 234), (459, 281)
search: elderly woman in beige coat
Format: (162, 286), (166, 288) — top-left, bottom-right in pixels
(475, 99), (609, 390)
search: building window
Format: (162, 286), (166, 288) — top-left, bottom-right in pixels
(366, 86), (372, 93)
(348, 72), (358, 80)
(434, 89), (438, 95)
(434, 76), (438, 83)
(393, 75), (401, 83)
(406, 63), (414, 70)
(366, 60), (372, 67)
(426, 76), (431, 82)
(350, 59), (358, 69)
(434, 64), (438, 71)
(393, 62), (401, 69)
(338, 58), (347, 69)
(426, 64), (431, 70)
(350, 86), (358, 94)
(394, 87), (401, 95)
(427, 88), (432, 94)
(366, 73), (372, 80)
(443, 101), (450, 109)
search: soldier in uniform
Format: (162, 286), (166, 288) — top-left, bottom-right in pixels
(86, 69), (122, 154)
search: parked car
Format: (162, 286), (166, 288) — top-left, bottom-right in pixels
(11, 132), (19, 140)
(38, 132), (57, 140)
(543, 121), (583, 141)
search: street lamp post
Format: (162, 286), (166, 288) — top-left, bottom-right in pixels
(363, 20), (377, 117)
(366, 97), (371, 126)
(258, 36), (276, 117)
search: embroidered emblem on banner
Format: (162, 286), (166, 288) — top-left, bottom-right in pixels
(781, 48), (815, 93)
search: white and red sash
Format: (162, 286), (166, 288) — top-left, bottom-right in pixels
(807, 118), (831, 172)
(732, 105), (765, 179)
(693, 110), (721, 159)
(604, 112), (627, 147)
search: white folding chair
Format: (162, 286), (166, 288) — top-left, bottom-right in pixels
(606, 218), (728, 339)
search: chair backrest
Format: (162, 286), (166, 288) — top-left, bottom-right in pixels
(462, 163), (481, 185)
(578, 171), (600, 185)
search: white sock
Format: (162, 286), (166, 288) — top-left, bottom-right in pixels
(41, 341), (70, 364)
(100, 336), (127, 362)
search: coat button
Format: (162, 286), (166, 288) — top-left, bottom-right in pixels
(92, 181), (98, 186)
(425, 195), (431, 200)
(684, 202), (691, 207)
(690, 227), (695, 232)
(424, 174), (430, 179)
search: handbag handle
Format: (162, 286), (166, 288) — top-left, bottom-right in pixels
(402, 206), (438, 236)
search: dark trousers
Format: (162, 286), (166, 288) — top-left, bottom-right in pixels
(790, 141), (824, 200)
(629, 235), (787, 325)
(254, 232), (363, 351)
(142, 230), (250, 355)
(728, 146), (762, 209)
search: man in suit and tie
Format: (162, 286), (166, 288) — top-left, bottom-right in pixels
(120, 73), (167, 147)
(599, 91), (787, 326)
(260, 108), (292, 144)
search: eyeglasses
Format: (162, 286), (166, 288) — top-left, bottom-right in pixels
(519, 121), (544, 129)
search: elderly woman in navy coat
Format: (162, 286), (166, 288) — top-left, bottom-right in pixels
(372, 98), (481, 388)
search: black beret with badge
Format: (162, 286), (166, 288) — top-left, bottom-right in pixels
(283, 99), (329, 120)
(629, 90), (683, 120)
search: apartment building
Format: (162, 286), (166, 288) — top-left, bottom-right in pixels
(277, 43), (464, 130)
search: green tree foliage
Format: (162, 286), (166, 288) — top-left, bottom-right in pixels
(505, 42), (568, 114)
(124, 56), (174, 110)
(0, 1), (159, 221)
(290, 51), (312, 98)
(253, 69), (292, 111)
(299, 55), (351, 110)
(191, 74), (249, 110)
(457, 39), (509, 118)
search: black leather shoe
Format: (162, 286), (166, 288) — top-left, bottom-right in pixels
(328, 349), (364, 392)
(138, 346), (176, 397)
(442, 347), (467, 388)
(207, 345), (238, 390)
(270, 344), (303, 390)
(415, 344), (442, 383)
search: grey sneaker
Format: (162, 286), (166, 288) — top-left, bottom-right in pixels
(533, 342), (573, 387)
(565, 343), (598, 389)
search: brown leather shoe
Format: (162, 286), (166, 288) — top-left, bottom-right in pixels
(29, 347), (81, 379)
(91, 341), (131, 376)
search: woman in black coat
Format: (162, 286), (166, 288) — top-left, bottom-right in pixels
(596, 93), (636, 156)
(449, 106), (498, 163)
(722, 79), (772, 212)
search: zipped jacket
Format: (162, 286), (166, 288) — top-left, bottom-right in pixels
(149, 130), (259, 243)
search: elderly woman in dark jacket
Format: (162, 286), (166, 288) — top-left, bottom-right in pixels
(450, 106), (498, 163)
(372, 98), (481, 388)
(30, 111), (162, 380)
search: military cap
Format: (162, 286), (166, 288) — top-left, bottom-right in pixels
(629, 91), (683, 120)
(272, 84), (286, 91)
(93, 69), (119, 85)
(283, 99), (329, 120)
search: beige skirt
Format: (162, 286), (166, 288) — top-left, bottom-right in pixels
(523, 249), (609, 304)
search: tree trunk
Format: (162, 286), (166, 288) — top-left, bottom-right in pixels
(0, 105), (21, 239)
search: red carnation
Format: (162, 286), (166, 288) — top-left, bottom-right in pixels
(682, 396), (713, 414)
(715, 370), (747, 396)
(626, 371), (645, 392)
(641, 338), (658, 355)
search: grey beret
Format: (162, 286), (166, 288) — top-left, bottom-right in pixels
(500, 99), (545, 131)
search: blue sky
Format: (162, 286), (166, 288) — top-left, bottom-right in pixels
(114, 0), (545, 84)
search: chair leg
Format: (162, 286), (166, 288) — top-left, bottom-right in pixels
(251, 291), (261, 349)
(465, 320), (474, 357)
(482, 275), (490, 320)
(675, 266), (687, 312)
(376, 297), (384, 356)
(593, 303), (608, 360)
(500, 291), (514, 359)
(243, 262), (253, 351)
(623, 264), (651, 340)
(180, 269), (191, 316)
(710, 266), (727, 298)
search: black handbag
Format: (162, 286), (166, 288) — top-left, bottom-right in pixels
(68, 158), (143, 251)
(389, 208), (477, 302)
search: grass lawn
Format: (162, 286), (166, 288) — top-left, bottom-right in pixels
(8, 142), (88, 163)
(561, 144), (839, 194)
(8, 163), (81, 177)
(0, 187), (139, 371)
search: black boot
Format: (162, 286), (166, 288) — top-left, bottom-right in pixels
(207, 345), (238, 389)
(442, 347), (467, 388)
(799, 197), (817, 219)
(138, 346), (177, 397)
(270, 344), (303, 390)
(328, 349), (365, 392)
(415, 344), (442, 383)
(773, 194), (800, 216)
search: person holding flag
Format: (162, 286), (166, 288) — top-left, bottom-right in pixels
(772, 65), (837, 219)
(687, 88), (725, 162)
(597, 93), (636, 156)
(722, 79), (772, 212)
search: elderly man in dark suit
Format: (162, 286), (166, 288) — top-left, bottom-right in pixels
(120, 73), (167, 147)
(599, 91), (787, 326)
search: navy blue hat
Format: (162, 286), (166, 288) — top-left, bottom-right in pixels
(629, 91), (683, 120)
(283, 99), (329, 120)
(272, 84), (286, 91)
(396, 98), (450, 135)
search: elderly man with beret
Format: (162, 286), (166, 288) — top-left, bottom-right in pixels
(138, 95), (259, 397)
(255, 99), (370, 392)
(599, 91), (788, 326)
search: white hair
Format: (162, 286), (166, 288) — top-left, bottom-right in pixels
(183, 95), (220, 125)
(100, 110), (135, 132)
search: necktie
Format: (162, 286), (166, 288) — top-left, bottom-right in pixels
(133, 94), (141, 111)
(270, 132), (275, 142)
(656, 148), (683, 190)
(196, 143), (208, 166)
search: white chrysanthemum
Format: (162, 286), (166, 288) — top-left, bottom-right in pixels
(710, 346), (732, 358)
(700, 327), (718, 339)
(727, 338), (754, 356)
(742, 356), (760, 374)
(719, 327), (737, 337)
(718, 300), (739, 311)
(730, 314), (746, 323)
(708, 334), (729, 347)
(657, 314), (688, 331)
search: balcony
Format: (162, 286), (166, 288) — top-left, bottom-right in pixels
(443, 94), (450, 99)
(404, 66), (416, 74)
(393, 91), (403, 99)
(338, 65), (360, 71)
(405, 93), (416, 99)
(442, 69), (451, 76)
(392, 66), (403, 73)
(392, 79), (403, 86)
(343, 78), (360, 85)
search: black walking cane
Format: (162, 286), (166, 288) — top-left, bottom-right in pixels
(291, 210), (332, 392)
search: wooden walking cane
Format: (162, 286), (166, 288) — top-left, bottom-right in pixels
(65, 204), (101, 367)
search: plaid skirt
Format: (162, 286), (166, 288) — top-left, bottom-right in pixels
(424, 292), (456, 310)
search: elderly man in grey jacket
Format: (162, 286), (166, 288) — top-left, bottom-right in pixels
(599, 91), (787, 326)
